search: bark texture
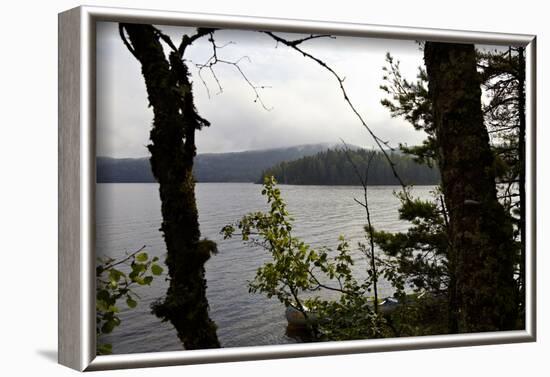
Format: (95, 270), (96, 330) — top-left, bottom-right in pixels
(121, 23), (220, 349)
(424, 42), (518, 332)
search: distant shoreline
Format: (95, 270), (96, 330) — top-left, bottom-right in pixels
(96, 144), (439, 186)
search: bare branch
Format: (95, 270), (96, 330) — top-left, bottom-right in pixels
(179, 27), (218, 55)
(281, 33), (336, 46)
(353, 197), (367, 208)
(151, 26), (179, 53)
(264, 31), (408, 193)
(119, 24), (139, 59)
(340, 140), (379, 313)
(194, 33), (273, 110)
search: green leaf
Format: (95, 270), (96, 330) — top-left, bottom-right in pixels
(97, 289), (110, 302)
(132, 263), (146, 272)
(97, 343), (113, 355)
(136, 252), (148, 262)
(151, 264), (163, 276)
(126, 297), (137, 309)
(143, 276), (153, 285)
(135, 276), (153, 285)
(101, 319), (117, 334)
(96, 299), (109, 312)
(109, 269), (122, 283)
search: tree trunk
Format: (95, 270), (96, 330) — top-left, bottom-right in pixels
(424, 42), (518, 332)
(120, 23), (220, 349)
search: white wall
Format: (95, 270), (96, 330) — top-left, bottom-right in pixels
(1, 0), (546, 375)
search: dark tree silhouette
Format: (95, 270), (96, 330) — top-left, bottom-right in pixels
(119, 23), (220, 349)
(381, 47), (526, 331)
(118, 22), (525, 347)
(260, 148), (439, 186)
(424, 42), (518, 332)
(478, 46), (527, 315)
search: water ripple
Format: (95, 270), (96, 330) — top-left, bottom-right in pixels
(97, 182), (435, 354)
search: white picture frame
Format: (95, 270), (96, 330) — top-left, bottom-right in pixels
(58, 5), (537, 371)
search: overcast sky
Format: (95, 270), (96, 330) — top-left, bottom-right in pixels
(97, 22), (430, 157)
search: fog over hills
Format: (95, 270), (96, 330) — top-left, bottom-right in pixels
(97, 143), (351, 183)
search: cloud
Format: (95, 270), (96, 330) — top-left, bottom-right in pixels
(97, 22), (428, 157)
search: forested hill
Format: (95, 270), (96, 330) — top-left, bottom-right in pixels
(97, 143), (344, 183)
(260, 148), (440, 185)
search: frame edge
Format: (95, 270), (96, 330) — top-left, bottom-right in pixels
(84, 330), (534, 371)
(83, 5), (535, 46)
(525, 36), (537, 342)
(58, 6), (83, 371)
(61, 6), (537, 371)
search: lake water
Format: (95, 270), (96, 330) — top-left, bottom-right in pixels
(96, 182), (435, 354)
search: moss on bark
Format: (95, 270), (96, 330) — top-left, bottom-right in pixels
(424, 42), (518, 332)
(121, 23), (219, 349)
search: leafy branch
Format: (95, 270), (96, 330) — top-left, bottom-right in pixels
(222, 176), (386, 340)
(96, 247), (164, 355)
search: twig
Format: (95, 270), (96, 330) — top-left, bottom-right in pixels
(264, 31), (408, 193)
(194, 33), (273, 110)
(100, 245), (147, 272)
(340, 141), (379, 313)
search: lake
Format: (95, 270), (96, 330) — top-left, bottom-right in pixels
(96, 182), (436, 354)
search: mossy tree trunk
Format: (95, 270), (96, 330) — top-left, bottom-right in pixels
(120, 23), (220, 349)
(424, 42), (518, 332)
